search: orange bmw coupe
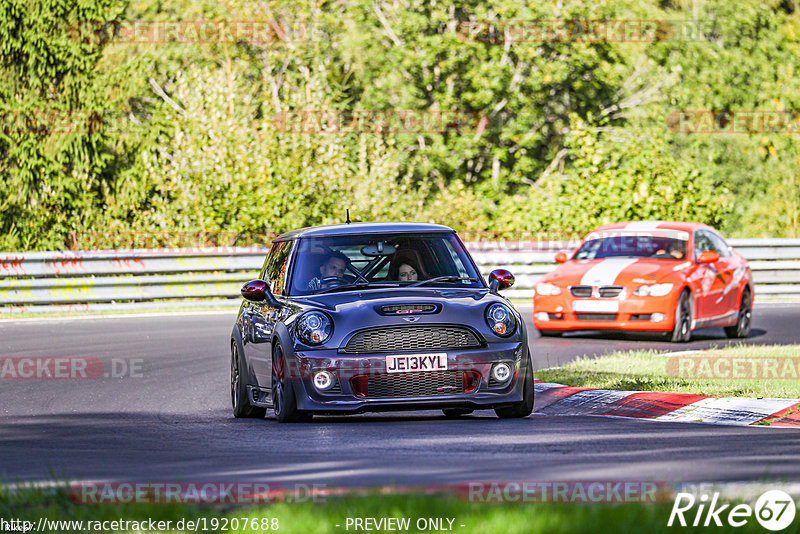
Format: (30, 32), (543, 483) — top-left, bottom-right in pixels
(532, 222), (753, 342)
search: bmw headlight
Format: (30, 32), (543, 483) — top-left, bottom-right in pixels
(485, 303), (516, 337)
(634, 283), (674, 297)
(535, 282), (562, 296)
(296, 311), (333, 346)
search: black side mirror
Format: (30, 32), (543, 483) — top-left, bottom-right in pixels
(241, 279), (282, 307)
(489, 269), (515, 293)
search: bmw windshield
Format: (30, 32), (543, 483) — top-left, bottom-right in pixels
(289, 233), (483, 295)
(574, 233), (688, 260)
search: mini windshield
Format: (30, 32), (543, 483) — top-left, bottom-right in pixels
(574, 235), (687, 260)
(290, 233), (483, 295)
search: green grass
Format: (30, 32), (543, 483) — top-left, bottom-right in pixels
(536, 344), (800, 399)
(0, 484), (777, 534)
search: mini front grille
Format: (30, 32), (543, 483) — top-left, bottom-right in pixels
(599, 286), (624, 298)
(320, 379), (342, 394)
(380, 304), (437, 315)
(342, 326), (481, 353)
(361, 371), (465, 398)
(575, 313), (618, 321)
(570, 286), (593, 298)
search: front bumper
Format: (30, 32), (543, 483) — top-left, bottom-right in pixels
(532, 292), (679, 332)
(286, 341), (527, 413)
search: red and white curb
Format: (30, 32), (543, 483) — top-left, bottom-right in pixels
(533, 380), (800, 427)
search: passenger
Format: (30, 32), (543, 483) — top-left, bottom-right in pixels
(398, 263), (419, 282)
(655, 241), (685, 259)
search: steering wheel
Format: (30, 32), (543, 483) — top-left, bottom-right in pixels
(319, 276), (347, 288)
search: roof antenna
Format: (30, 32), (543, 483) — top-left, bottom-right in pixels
(346, 209), (351, 224)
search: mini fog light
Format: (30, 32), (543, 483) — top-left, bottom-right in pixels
(492, 363), (512, 383)
(651, 313), (666, 322)
(313, 371), (333, 391)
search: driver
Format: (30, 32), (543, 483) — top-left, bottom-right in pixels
(665, 241), (686, 259)
(307, 251), (349, 290)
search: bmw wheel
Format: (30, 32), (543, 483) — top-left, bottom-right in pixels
(724, 289), (752, 339)
(670, 290), (692, 343)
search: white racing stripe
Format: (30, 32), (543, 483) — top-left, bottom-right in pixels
(535, 389), (638, 416)
(655, 397), (798, 425)
(580, 258), (640, 286)
(624, 221), (664, 230)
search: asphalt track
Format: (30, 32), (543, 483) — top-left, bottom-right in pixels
(1, 303), (799, 487)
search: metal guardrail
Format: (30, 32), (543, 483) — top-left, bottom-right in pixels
(470, 238), (800, 299)
(1, 239), (799, 313)
(0, 248), (267, 313)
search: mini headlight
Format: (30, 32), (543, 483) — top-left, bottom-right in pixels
(485, 303), (516, 337)
(296, 311), (333, 346)
(535, 282), (562, 296)
(634, 283), (674, 297)
(492, 363), (512, 382)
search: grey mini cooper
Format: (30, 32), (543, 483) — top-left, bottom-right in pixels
(230, 222), (534, 422)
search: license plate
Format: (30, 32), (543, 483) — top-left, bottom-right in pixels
(386, 353), (448, 373)
(572, 300), (619, 313)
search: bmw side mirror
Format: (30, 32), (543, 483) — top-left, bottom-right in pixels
(241, 279), (282, 307)
(554, 251), (568, 264)
(489, 269), (515, 293)
(697, 250), (720, 264)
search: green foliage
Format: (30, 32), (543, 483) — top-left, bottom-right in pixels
(494, 115), (731, 236)
(0, 0), (124, 250)
(2, 0), (800, 251)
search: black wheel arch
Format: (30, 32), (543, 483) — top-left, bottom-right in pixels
(230, 326), (259, 388)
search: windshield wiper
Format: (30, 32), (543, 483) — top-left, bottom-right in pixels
(317, 282), (399, 294)
(408, 276), (480, 287)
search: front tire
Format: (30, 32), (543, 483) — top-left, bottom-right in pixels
(670, 290), (692, 343)
(231, 342), (266, 419)
(272, 344), (311, 423)
(724, 288), (752, 339)
(495, 357), (535, 419)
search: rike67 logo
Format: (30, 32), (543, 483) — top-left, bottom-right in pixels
(668, 489), (796, 531)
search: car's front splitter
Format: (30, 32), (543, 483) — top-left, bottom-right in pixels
(285, 342), (528, 413)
